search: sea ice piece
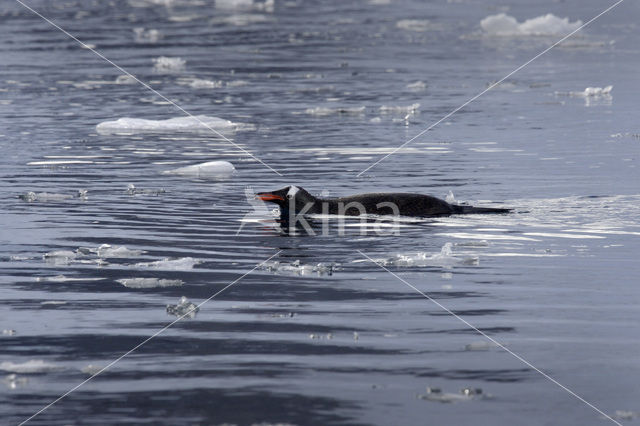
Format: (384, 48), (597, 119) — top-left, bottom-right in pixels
(481, 13), (582, 36)
(166, 296), (199, 318)
(96, 115), (240, 135)
(117, 278), (184, 288)
(0, 360), (61, 373)
(164, 160), (236, 178)
(135, 257), (201, 270)
(152, 56), (185, 73)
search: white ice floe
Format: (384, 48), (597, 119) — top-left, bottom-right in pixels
(164, 160), (236, 178)
(261, 260), (340, 276)
(354, 243), (478, 268)
(96, 115), (244, 135)
(166, 296), (199, 318)
(152, 56), (186, 73)
(481, 13), (582, 36)
(0, 360), (61, 374)
(135, 257), (201, 270)
(2, 329), (16, 336)
(117, 278), (184, 288)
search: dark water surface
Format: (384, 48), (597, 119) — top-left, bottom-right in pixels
(1, 0), (639, 425)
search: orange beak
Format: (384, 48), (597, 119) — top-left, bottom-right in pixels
(256, 193), (284, 202)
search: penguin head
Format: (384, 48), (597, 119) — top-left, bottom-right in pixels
(256, 185), (318, 213)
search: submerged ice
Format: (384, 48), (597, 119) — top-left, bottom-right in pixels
(166, 296), (199, 318)
(261, 260), (340, 276)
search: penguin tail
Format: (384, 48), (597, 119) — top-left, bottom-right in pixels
(457, 205), (512, 215)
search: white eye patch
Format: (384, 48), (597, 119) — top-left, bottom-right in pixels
(287, 186), (300, 198)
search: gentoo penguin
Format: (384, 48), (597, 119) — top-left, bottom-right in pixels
(256, 186), (511, 218)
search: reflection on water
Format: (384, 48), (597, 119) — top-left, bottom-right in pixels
(1, 0), (640, 425)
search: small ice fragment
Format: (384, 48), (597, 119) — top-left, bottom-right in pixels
(41, 301), (67, 305)
(117, 278), (184, 288)
(353, 332), (359, 341)
(19, 192), (74, 202)
(115, 75), (136, 85)
(43, 250), (77, 265)
(406, 81), (427, 91)
(166, 296), (199, 318)
(379, 103), (419, 114)
(445, 190), (456, 203)
(304, 106), (365, 116)
(0, 360), (61, 373)
(3, 374), (28, 389)
(164, 160), (236, 178)
(96, 244), (144, 258)
(133, 27), (161, 43)
(419, 386), (486, 403)
(2, 329), (16, 336)
(127, 184), (165, 196)
(152, 56), (185, 73)
(135, 257), (201, 270)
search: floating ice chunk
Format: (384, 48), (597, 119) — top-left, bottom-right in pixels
(606, 411), (639, 421)
(219, 14), (269, 26)
(115, 75), (137, 84)
(2, 329), (16, 336)
(261, 260), (341, 276)
(41, 300), (67, 305)
(166, 296), (199, 318)
(571, 86), (613, 97)
(304, 106), (366, 116)
(96, 244), (145, 258)
(133, 27), (161, 43)
(176, 77), (224, 89)
(379, 103), (420, 114)
(164, 160), (236, 178)
(406, 81), (427, 91)
(481, 13), (582, 36)
(19, 191), (80, 202)
(126, 184), (166, 196)
(4, 373), (28, 389)
(43, 250), (77, 265)
(0, 360), (61, 374)
(152, 56), (186, 73)
(445, 190), (456, 204)
(419, 387), (488, 403)
(117, 278), (184, 288)
(96, 115), (243, 135)
(357, 243), (478, 268)
(135, 257), (201, 270)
